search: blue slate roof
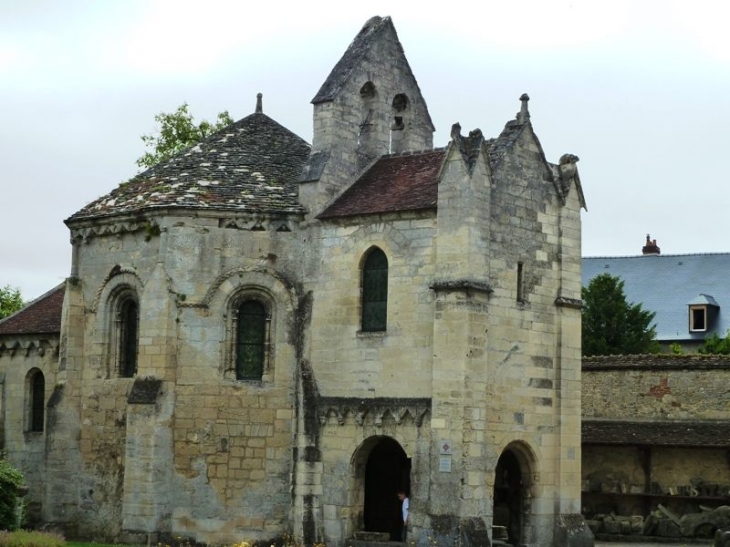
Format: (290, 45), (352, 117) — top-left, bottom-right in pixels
(582, 253), (730, 342)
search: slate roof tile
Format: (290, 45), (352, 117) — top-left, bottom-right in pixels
(67, 112), (311, 223)
(583, 253), (730, 342)
(0, 284), (64, 335)
(318, 149), (445, 219)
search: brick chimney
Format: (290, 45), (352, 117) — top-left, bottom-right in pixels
(642, 234), (661, 255)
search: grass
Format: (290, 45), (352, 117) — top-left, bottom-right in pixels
(0, 531), (65, 547)
(68, 544), (143, 547)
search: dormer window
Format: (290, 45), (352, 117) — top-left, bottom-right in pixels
(688, 294), (719, 333)
(689, 306), (707, 332)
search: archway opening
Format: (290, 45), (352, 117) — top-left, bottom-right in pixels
(493, 449), (523, 545)
(363, 437), (410, 540)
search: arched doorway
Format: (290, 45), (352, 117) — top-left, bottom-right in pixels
(493, 449), (524, 545)
(362, 437), (411, 540)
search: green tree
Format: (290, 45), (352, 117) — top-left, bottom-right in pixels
(582, 273), (659, 356)
(698, 330), (730, 354)
(0, 454), (24, 530)
(136, 103), (233, 169)
(0, 285), (23, 320)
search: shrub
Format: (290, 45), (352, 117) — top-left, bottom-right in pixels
(0, 530), (65, 547)
(698, 330), (730, 354)
(0, 456), (24, 530)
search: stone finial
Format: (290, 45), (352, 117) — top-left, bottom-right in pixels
(255, 93), (263, 114)
(450, 123), (484, 173)
(517, 93), (530, 123)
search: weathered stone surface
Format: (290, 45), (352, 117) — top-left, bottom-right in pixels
(554, 514), (595, 547)
(0, 15), (585, 547)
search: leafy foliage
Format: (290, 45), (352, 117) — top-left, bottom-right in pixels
(669, 342), (684, 355)
(0, 286), (23, 321)
(0, 530), (64, 547)
(0, 455), (24, 531)
(698, 330), (730, 354)
(582, 273), (659, 356)
(136, 103), (233, 170)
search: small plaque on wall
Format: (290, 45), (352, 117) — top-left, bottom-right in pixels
(439, 456), (452, 472)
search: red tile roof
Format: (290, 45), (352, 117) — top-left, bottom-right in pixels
(318, 149), (445, 219)
(0, 284), (64, 335)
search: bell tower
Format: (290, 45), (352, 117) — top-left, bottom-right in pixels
(299, 16), (435, 216)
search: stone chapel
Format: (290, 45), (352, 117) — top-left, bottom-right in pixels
(0, 16), (589, 547)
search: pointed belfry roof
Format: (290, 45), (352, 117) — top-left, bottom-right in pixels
(486, 94), (587, 210)
(67, 95), (311, 223)
(312, 16), (390, 104)
(311, 16), (435, 130)
(487, 94), (532, 170)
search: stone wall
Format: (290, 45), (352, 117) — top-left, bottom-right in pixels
(582, 354), (730, 540)
(0, 333), (58, 526)
(583, 354), (730, 420)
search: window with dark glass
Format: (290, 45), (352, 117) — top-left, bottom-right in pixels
(362, 248), (388, 331)
(690, 306), (707, 332)
(119, 298), (139, 378)
(30, 371), (45, 432)
(236, 300), (267, 380)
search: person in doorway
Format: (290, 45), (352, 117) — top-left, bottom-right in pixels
(397, 490), (409, 542)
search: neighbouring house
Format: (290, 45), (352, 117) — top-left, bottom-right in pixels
(582, 236), (730, 352)
(0, 16), (589, 547)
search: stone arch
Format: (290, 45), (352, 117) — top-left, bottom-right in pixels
(360, 81), (377, 100)
(350, 435), (411, 541)
(205, 267), (298, 384)
(390, 93), (410, 153)
(492, 440), (539, 545)
(360, 246), (388, 332)
(91, 265), (144, 313)
(25, 368), (45, 432)
(342, 222), (409, 260)
(93, 268), (144, 378)
(357, 80), (379, 156)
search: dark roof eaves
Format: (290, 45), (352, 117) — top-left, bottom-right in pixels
(582, 419), (730, 448)
(318, 204), (437, 222)
(66, 203), (307, 227)
(318, 203), (436, 221)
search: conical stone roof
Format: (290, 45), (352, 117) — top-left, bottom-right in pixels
(67, 110), (311, 223)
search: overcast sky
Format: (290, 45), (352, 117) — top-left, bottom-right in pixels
(2, 0), (730, 301)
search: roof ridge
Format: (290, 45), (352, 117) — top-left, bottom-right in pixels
(312, 16), (391, 104)
(584, 252), (730, 259)
(380, 147), (446, 159)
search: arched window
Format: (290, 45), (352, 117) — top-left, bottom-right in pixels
(29, 370), (45, 432)
(117, 295), (139, 378)
(362, 248), (388, 332)
(235, 300), (268, 380)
